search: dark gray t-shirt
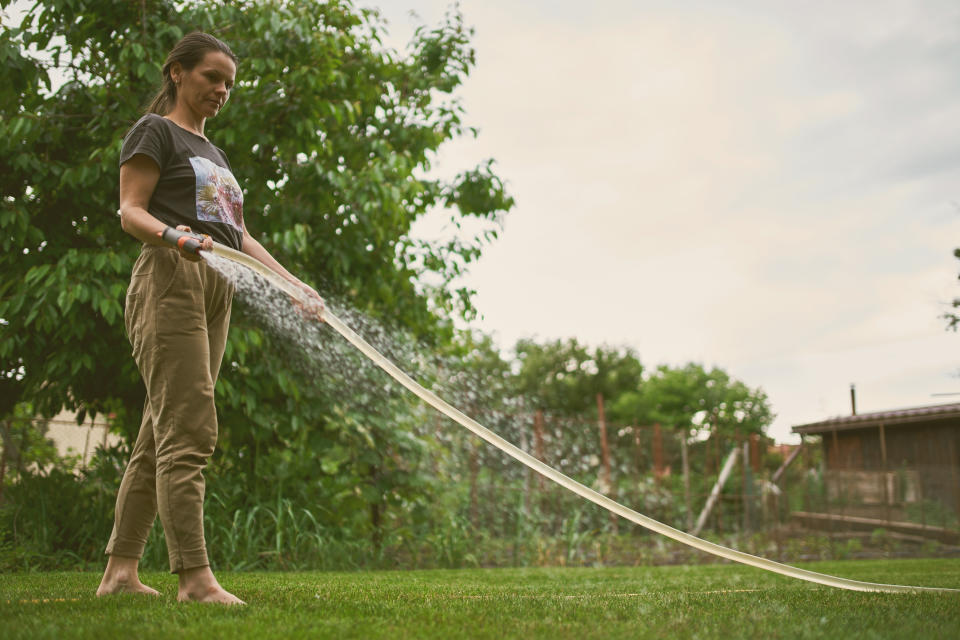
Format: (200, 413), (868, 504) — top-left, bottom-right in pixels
(120, 114), (244, 250)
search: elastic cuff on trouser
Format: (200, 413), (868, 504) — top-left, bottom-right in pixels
(104, 540), (145, 560)
(169, 548), (210, 574)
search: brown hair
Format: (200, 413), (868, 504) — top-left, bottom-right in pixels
(146, 31), (238, 115)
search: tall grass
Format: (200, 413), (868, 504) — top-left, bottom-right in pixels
(3, 438), (957, 573)
(204, 492), (371, 571)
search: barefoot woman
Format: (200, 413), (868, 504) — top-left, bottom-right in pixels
(96, 32), (323, 604)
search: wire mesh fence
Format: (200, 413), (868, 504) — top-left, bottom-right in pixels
(431, 407), (960, 565)
(5, 400), (958, 569)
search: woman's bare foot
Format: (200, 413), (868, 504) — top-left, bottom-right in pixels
(177, 566), (245, 605)
(96, 555), (160, 597)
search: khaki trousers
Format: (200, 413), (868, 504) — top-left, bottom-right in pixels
(105, 245), (233, 573)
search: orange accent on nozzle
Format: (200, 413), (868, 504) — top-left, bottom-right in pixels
(160, 227), (205, 254)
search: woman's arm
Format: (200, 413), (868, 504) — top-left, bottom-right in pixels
(121, 153), (321, 313)
(119, 154), (211, 259)
(241, 230), (325, 317)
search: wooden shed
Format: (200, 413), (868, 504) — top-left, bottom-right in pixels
(791, 402), (960, 540)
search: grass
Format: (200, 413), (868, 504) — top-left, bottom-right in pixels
(2, 558), (959, 639)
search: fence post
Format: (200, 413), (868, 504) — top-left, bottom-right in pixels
(750, 433), (767, 530)
(653, 423), (664, 482)
(830, 428), (840, 543)
(879, 422), (890, 525)
(801, 434), (810, 514)
(534, 410), (546, 490)
(596, 393), (617, 533)
(714, 426), (723, 532)
(740, 432), (749, 535)
(750, 433), (761, 531)
(633, 425), (644, 481)
(681, 430), (692, 531)
(469, 438), (479, 528)
(949, 437), (960, 523)
(520, 413), (531, 519)
(692, 445), (740, 537)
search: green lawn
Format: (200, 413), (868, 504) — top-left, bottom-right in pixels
(2, 559), (958, 639)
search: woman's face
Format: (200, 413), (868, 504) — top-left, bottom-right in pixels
(172, 50), (237, 119)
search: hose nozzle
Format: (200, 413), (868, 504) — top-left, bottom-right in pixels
(160, 226), (207, 254)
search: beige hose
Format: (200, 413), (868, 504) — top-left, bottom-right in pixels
(207, 243), (958, 594)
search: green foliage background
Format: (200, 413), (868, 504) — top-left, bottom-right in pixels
(1, 0), (512, 418)
(1, 0), (516, 566)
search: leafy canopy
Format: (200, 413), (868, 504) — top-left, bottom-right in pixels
(0, 0), (513, 428)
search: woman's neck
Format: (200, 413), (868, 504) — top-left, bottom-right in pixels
(163, 105), (206, 139)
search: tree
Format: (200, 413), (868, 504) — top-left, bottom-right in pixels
(0, 0), (513, 550)
(611, 363), (773, 438)
(512, 338), (643, 416)
(509, 337), (643, 492)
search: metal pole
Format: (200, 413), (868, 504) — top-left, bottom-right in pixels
(681, 430), (692, 531)
(949, 437), (960, 523)
(879, 422), (890, 525)
(693, 446), (739, 536)
(772, 444), (803, 485)
(534, 409), (545, 491)
(469, 438), (479, 528)
(714, 425), (723, 532)
(520, 413), (530, 518)
(596, 393), (617, 532)
(597, 393), (612, 493)
(742, 435), (750, 535)
(653, 423), (664, 483)
(831, 428), (841, 541)
(802, 434), (810, 514)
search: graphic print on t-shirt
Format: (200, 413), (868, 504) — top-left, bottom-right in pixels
(188, 156), (244, 231)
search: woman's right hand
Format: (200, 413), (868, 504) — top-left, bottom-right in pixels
(174, 225), (213, 262)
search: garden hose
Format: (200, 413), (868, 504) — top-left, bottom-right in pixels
(179, 236), (957, 595)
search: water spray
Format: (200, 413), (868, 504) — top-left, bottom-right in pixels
(161, 228), (956, 594)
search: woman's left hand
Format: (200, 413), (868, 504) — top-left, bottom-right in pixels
(291, 280), (325, 322)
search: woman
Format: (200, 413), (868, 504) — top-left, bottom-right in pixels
(96, 32), (323, 604)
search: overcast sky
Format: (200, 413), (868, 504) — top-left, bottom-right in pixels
(378, 0), (960, 442)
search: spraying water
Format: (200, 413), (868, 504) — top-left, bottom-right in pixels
(203, 252), (419, 401)
(196, 244), (956, 594)
(203, 251), (516, 435)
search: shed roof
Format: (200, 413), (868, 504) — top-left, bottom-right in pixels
(792, 402), (960, 435)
